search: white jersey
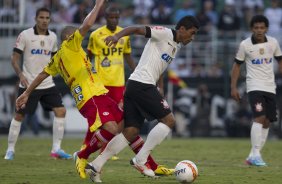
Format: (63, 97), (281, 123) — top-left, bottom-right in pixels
(129, 26), (181, 85)
(14, 27), (58, 89)
(235, 35), (282, 94)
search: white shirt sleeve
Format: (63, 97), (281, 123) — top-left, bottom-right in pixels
(274, 39), (282, 57)
(14, 31), (26, 51)
(235, 42), (246, 61)
(150, 26), (170, 41)
(52, 34), (58, 52)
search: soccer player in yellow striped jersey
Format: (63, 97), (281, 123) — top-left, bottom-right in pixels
(15, 1), (171, 181)
(87, 6), (135, 106)
(87, 6), (174, 176)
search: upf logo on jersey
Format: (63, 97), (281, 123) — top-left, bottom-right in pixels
(251, 58), (272, 65)
(255, 102), (263, 112)
(161, 53), (173, 63)
(31, 49), (51, 55)
(102, 47), (123, 56)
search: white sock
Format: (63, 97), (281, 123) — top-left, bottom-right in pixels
(135, 123), (171, 164)
(52, 117), (65, 152)
(7, 118), (22, 152)
(250, 122), (262, 157)
(260, 127), (269, 151)
(91, 133), (129, 172)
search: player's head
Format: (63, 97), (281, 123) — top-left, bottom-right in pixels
(250, 15), (268, 40)
(61, 26), (77, 41)
(105, 6), (120, 31)
(35, 7), (51, 31)
(250, 15), (269, 28)
(175, 16), (200, 45)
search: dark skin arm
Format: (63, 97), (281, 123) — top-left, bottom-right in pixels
(78, 0), (105, 37)
(87, 50), (94, 61)
(230, 63), (241, 102)
(11, 52), (29, 87)
(278, 59), (282, 74)
(104, 26), (146, 47)
(16, 71), (50, 110)
(124, 54), (136, 71)
(157, 74), (164, 97)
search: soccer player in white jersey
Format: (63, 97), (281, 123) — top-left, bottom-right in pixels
(231, 15), (282, 166)
(4, 7), (71, 160)
(84, 16), (200, 178)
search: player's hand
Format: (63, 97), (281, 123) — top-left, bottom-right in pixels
(19, 73), (29, 88)
(104, 35), (119, 47)
(16, 92), (29, 111)
(231, 88), (241, 102)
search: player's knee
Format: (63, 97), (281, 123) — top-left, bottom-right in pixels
(263, 120), (270, 128)
(103, 121), (119, 135)
(14, 113), (25, 122)
(161, 113), (176, 129)
(123, 127), (139, 142)
(53, 107), (66, 117)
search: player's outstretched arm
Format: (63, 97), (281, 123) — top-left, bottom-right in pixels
(79, 0), (105, 37)
(16, 71), (50, 110)
(105, 26), (146, 47)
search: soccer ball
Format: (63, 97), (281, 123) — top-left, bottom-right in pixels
(174, 160), (198, 183)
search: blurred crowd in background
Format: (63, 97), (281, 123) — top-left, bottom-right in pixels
(0, 0), (282, 36)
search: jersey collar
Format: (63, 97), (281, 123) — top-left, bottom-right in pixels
(171, 29), (177, 42)
(33, 26), (50, 35)
(251, 35), (267, 44)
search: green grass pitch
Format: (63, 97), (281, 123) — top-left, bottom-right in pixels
(0, 137), (281, 184)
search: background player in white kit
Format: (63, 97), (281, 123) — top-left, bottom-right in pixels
(4, 7), (71, 160)
(231, 15), (282, 166)
(84, 16), (200, 179)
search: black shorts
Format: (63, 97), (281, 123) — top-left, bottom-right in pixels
(248, 91), (277, 122)
(124, 80), (171, 129)
(16, 86), (64, 115)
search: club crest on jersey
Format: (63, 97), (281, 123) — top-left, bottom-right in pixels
(161, 99), (170, 109)
(40, 40), (45, 47)
(255, 102), (263, 112)
(119, 38), (124, 45)
(259, 48), (264, 55)
(161, 53), (173, 63)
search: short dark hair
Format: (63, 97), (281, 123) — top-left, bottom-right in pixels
(105, 6), (120, 16)
(36, 7), (51, 17)
(250, 15), (269, 28)
(175, 16), (200, 30)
